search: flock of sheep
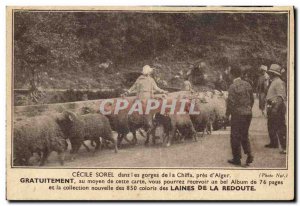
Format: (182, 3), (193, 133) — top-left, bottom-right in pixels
(13, 90), (228, 166)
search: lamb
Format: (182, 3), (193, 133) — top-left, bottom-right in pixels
(56, 111), (117, 159)
(13, 116), (67, 166)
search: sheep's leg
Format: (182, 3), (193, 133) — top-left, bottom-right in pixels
(150, 127), (156, 145)
(82, 141), (91, 152)
(39, 150), (49, 166)
(144, 125), (156, 146)
(129, 131), (137, 145)
(144, 138), (149, 145)
(208, 122), (212, 134)
(207, 121), (212, 134)
(144, 129), (151, 146)
(104, 133), (118, 153)
(58, 151), (65, 166)
(223, 120), (227, 130)
(94, 138), (101, 151)
(193, 131), (198, 142)
(70, 142), (81, 160)
(117, 133), (122, 147)
(162, 133), (167, 145)
(90, 140), (96, 147)
(109, 137), (118, 153)
(178, 130), (184, 142)
(166, 128), (176, 147)
(138, 129), (146, 138)
(144, 129), (154, 146)
(145, 118), (156, 145)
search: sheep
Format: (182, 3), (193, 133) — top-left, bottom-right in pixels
(56, 111), (117, 159)
(13, 116), (67, 166)
(80, 105), (139, 147)
(190, 91), (228, 133)
(189, 101), (215, 137)
(106, 110), (155, 147)
(104, 99), (156, 147)
(209, 92), (228, 130)
(184, 91), (224, 136)
(153, 112), (197, 147)
(106, 111), (132, 147)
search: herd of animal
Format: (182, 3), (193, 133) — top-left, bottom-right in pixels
(13, 91), (228, 166)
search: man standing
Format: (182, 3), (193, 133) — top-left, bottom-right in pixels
(265, 64), (287, 154)
(256, 65), (270, 116)
(226, 66), (254, 166)
(182, 75), (194, 93)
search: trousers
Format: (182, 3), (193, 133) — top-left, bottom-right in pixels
(230, 114), (252, 160)
(267, 98), (286, 149)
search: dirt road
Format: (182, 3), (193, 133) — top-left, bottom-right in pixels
(45, 99), (287, 169)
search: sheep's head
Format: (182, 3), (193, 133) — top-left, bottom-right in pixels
(56, 111), (78, 133)
(57, 111), (76, 123)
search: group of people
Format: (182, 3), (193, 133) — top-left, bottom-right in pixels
(123, 63), (287, 167)
(226, 64), (287, 166)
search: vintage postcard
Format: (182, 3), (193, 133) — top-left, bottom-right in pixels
(6, 6), (294, 200)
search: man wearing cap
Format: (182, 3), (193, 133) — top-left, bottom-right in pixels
(124, 65), (168, 99)
(265, 64), (287, 154)
(256, 65), (270, 116)
(226, 66), (254, 166)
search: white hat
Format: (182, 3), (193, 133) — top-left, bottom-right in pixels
(267, 64), (282, 76)
(260, 65), (268, 71)
(142, 65), (153, 75)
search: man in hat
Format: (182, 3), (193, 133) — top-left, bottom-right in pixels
(226, 66), (254, 166)
(256, 65), (270, 116)
(265, 64), (287, 154)
(124, 65), (168, 99)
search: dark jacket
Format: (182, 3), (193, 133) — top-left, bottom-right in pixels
(257, 75), (269, 94)
(226, 78), (254, 116)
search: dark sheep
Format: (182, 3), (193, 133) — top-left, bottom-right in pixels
(105, 99), (155, 147)
(153, 113), (197, 147)
(106, 110), (132, 146)
(13, 116), (67, 166)
(106, 112), (154, 147)
(128, 112), (154, 145)
(56, 111), (117, 159)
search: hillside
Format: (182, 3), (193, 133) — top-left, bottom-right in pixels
(13, 12), (288, 91)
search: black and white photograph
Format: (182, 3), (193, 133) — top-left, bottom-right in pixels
(10, 8), (292, 168)
(5, 6), (295, 201)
